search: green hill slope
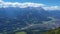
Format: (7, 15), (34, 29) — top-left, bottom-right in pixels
(45, 27), (60, 34)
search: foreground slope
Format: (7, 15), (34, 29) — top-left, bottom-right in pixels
(45, 27), (60, 34)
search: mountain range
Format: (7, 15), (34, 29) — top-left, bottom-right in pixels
(0, 7), (60, 34)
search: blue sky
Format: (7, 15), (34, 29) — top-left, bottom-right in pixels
(3, 0), (60, 6)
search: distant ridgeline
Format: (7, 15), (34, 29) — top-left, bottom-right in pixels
(0, 7), (52, 34)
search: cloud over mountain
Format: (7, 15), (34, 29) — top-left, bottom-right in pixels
(0, 0), (45, 8)
(43, 6), (60, 10)
(0, 0), (60, 10)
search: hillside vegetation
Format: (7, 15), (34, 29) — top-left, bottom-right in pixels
(45, 27), (60, 34)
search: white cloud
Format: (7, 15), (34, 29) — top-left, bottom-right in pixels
(0, 0), (60, 10)
(0, 0), (45, 8)
(43, 6), (60, 10)
(0, 0), (2, 2)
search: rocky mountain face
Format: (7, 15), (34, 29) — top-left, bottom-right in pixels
(0, 7), (54, 34)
